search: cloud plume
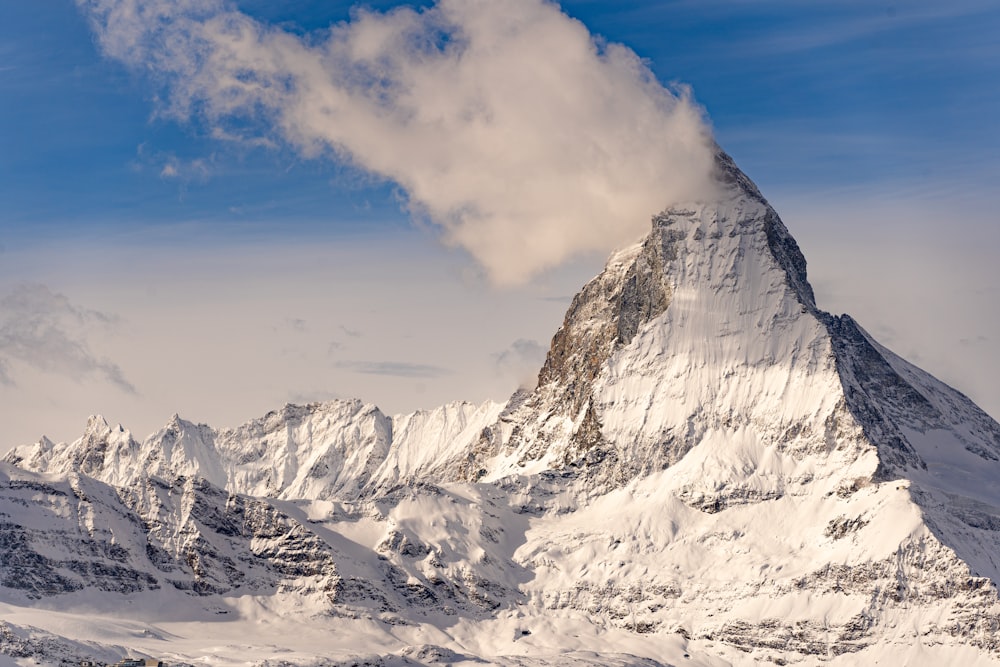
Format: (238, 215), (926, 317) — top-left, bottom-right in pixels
(79, 0), (718, 283)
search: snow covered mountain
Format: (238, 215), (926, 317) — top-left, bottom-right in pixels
(4, 151), (1000, 666)
(7, 399), (502, 500)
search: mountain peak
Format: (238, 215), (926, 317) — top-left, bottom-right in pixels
(458, 157), (829, 485)
(84, 414), (110, 433)
(711, 146), (768, 202)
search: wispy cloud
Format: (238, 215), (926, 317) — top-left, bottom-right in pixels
(286, 389), (342, 405)
(339, 325), (361, 339)
(77, 0), (718, 284)
(656, 0), (1000, 45)
(283, 317), (307, 333)
(334, 360), (452, 378)
(493, 338), (547, 389)
(131, 143), (211, 183)
(0, 283), (136, 393)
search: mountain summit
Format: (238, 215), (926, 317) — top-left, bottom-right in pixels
(4, 153), (1000, 666)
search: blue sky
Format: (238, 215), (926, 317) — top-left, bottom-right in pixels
(4, 1), (997, 238)
(1, 1), (998, 448)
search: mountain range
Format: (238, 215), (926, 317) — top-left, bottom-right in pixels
(3, 151), (1000, 666)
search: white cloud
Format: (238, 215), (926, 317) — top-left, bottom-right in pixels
(77, 0), (718, 284)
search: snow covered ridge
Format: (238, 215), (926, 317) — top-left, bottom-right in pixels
(4, 151), (1000, 666)
(6, 399), (504, 500)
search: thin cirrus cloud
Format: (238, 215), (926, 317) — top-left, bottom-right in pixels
(335, 360), (453, 379)
(0, 283), (136, 394)
(76, 0), (719, 284)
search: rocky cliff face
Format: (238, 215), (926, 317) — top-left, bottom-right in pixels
(4, 152), (1000, 666)
(0, 460), (525, 622)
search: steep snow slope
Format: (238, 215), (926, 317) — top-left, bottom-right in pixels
(4, 151), (1000, 666)
(459, 153), (1000, 497)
